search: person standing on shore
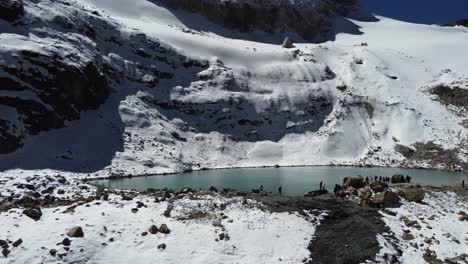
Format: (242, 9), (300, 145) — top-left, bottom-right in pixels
(319, 181), (323, 190)
(278, 186), (282, 195)
(463, 180), (465, 188)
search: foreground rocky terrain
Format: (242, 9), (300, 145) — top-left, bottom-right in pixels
(0, 172), (467, 263)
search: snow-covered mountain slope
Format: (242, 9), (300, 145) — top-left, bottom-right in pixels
(0, 0), (467, 177)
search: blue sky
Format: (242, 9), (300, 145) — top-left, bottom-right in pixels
(361, 0), (468, 24)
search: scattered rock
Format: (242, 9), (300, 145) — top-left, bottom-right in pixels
(131, 208), (139, 213)
(402, 217), (421, 229)
(2, 248), (10, 258)
(157, 243), (166, 250)
(282, 37), (294, 49)
(212, 219), (223, 227)
(62, 238), (71, 246)
(459, 211), (468, 221)
(207, 186), (218, 192)
(403, 233), (415, 240)
(382, 209), (397, 216)
(163, 204), (173, 217)
(122, 195), (133, 201)
(159, 224), (170, 234)
(141, 232), (148, 236)
(0, 240), (7, 249)
(149, 225), (159, 234)
(23, 208), (42, 221)
(66, 226), (84, 238)
(12, 239), (22, 247)
(49, 249), (57, 257)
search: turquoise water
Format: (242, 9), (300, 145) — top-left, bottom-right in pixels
(92, 166), (468, 195)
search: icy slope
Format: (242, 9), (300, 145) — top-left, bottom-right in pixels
(0, 0), (467, 176)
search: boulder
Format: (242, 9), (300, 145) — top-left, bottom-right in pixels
(23, 208), (42, 221)
(2, 248), (10, 258)
(397, 186), (425, 203)
(282, 37), (294, 48)
(0, 240), (7, 249)
(62, 238), (71, 246)
(163, 204), (173, 217)
(343, 176), (365, 189)
(403, 233), (415, 241)
(391, 175), (406, 184)
(459, 211), (468, 222)
(207, 186), (218, 192)
(370, 181), (388, 193)
(370, 191), (400, 208)
(157, 243), (166, 250)
(149, 225), (159, 234)
(66, 227), (84, 238)
(159, 224), (171, 234)
(12, 239), (22, 247)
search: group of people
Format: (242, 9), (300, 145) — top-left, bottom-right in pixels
(259, 185), (283, 195)
(255, 176), (464, 198)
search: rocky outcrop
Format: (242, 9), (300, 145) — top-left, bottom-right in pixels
(370, 190), (400, 208)
(343, 176), (365, 189)
(431, 85), (468, 110)
(159, 0), (367, 42)
(0, 49), (110, 154)
(445, 19), (468, 27)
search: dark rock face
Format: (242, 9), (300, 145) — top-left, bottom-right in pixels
(445, 19), (468, 27)
(431, 85), (468, 110)
(455, 19), (468, 27)
(0, 51), (109, 154)
(0, 0), (24, 22)
(160, 0), (363, 42)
